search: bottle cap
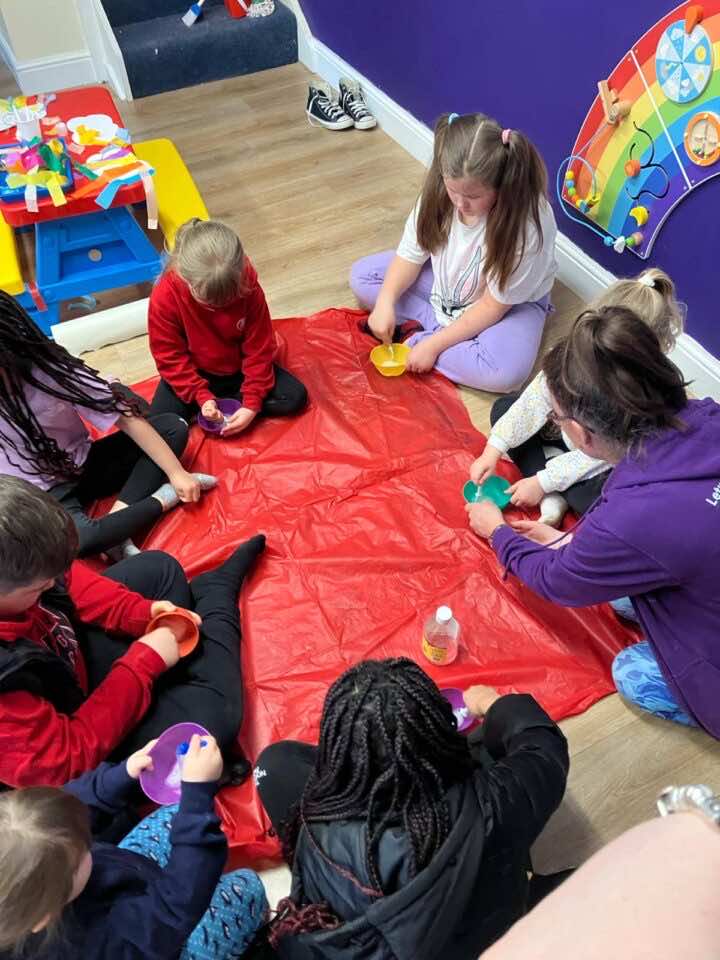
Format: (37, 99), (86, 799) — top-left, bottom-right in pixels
(436, 605), (453, 623)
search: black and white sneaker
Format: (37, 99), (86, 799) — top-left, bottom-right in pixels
(306, 81), (354, 130)
(339, 77), (377, 130)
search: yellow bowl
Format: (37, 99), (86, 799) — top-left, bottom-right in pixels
(370, 343), (410, 377)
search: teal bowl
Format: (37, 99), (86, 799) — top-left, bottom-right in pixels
(463, 474), (512, 509)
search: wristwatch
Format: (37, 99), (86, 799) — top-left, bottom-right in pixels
(657, 784), (720, 828)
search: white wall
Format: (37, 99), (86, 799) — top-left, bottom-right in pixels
(0, 0), (88, 60)
(0, 0), (96, 92)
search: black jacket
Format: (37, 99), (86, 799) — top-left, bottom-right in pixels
(0, 579), (84, 715)
(278, 694), (569, 960)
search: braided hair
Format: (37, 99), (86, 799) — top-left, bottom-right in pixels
(285, 658), (475, 892)
(0, 292), (140, 480)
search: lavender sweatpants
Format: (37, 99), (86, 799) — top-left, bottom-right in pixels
(349, 250), (550, 393)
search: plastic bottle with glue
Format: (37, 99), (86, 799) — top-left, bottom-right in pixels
(422, 605), (460, 665)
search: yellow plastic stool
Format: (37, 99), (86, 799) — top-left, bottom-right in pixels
(133, 138), (209, 249)
(0, 216), (25, 296)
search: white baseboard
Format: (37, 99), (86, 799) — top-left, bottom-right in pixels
(14, 51), (97, 95)
(669, 332), (720, 401)
(301, 36), (434, 166)
(300, 30), (720, 400)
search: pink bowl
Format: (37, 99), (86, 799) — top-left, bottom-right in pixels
(197, 398), (242, 433)
(440, 687), (473, 733)
(139, 722), (211, 804)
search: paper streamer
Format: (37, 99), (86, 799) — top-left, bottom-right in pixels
(141, 171), (158, 230)
(95, 178), (124, 210)
(24, 183), (37, 213)
(67, 142), (84, 156)
(46, 174), (67, 207)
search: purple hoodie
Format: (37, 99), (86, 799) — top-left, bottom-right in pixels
(491, 398), (720, 736)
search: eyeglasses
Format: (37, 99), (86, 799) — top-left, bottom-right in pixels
(549, 408), (595, 435)
(548, 409), (572, 425)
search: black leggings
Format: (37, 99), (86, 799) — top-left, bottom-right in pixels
(80, 548), (255, 755)
(255, 740), (317, 834)
(490, 395), (609, 516)
(149, 366), (308, 421)
(49, 413), (189, 558)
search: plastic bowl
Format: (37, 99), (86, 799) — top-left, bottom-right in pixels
(197, 397), (243, 433)
(370, 343), (410, 377)
(146, 608), (200, 657)
(140, 722), (211, 805)
(463, 474), (512, 509)
(440, 687), (473, 733)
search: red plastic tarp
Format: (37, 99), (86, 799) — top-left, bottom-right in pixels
(112, 308), (634, 865)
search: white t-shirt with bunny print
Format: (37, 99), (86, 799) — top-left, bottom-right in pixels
(396, 199), (557, 328)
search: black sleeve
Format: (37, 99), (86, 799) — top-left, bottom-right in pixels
(473, 694), (569, 850)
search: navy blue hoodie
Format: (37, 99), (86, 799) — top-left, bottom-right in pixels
(28, 763), (228, 959)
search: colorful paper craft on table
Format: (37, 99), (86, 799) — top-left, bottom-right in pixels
(71, 146), (158, 229)
(0, 138), (74, 211)
(67, 113), (129, 148)
(0, 95), (49, 142)
(559, 0), (720, 258)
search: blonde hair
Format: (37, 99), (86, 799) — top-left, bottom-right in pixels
(416, 113), (548, 291)
(167, 218), (246, 307)
(0, 787), (91, 952)
(591, 268), (684, 354)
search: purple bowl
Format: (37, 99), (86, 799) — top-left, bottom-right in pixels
(197, 398), (243, 433)
(440, 687), (473, 733)
(139, 722), (211, 804)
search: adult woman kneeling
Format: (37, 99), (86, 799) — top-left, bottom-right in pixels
(467, 305), (720, 734)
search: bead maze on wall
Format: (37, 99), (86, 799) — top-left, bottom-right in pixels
(559, 1), (720, 257)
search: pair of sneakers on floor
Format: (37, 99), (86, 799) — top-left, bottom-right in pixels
(307, 77), (377, 130)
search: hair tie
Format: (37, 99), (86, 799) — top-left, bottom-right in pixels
(501, 128), (512, 146)
(638, 274), (655, 289)
(448, 113), (460, 125)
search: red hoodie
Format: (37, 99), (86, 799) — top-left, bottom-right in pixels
(0, 562), (165, 787)
(148, 260), (276, 411)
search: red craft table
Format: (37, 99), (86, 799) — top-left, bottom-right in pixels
(0, 85), (145, 226)
(0, 85), (161, 336)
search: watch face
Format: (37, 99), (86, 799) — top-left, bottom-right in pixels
(684, 111), (720, 166)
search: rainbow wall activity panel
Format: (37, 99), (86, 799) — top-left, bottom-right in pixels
(561, 1), (720, 258)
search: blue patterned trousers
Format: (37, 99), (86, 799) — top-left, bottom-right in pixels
(119, 805), (268, 959)
(612, 642), (697, 727)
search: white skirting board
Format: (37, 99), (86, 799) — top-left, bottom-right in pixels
(299, 30), (720, 401)
(14, 52), (97, 96)
(52, 298), (150, 356)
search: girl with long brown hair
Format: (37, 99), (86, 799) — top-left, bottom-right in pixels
(466, 305), (720, 737)
(350, 112), (557, 391)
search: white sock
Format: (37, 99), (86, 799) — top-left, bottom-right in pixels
(539, 493), (569, 528)
(121, 539), (141, 558)
(152, 473), (219, 511)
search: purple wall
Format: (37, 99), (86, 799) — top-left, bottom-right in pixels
(303, 0), (720, 358)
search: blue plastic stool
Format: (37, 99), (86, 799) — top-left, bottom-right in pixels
(20, 206), (162, 336)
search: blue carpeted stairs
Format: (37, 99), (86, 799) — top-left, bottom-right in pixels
(101, 0), (298, 99)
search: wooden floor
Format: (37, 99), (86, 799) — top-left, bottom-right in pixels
(53, 62), (720, 868)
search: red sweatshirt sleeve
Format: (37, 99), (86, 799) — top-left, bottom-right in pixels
(239, 268), (276, 412)
(0, 642), (166, 786)
(67, 562), (153, 637)
(148, 276), (214, 407)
